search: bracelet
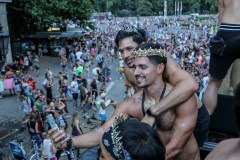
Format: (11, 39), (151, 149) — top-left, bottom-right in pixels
(146, 108), (157, 118)
(67, 138), (73, 148)
(67, 138), (75, 159)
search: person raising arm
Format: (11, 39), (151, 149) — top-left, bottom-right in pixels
(115, 28), (198, 117)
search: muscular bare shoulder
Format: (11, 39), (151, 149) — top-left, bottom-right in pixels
(163, 56), (181, 82)
(206, 138), (240, 160)
(164, 56), (197, 90)
(164, 83), (173, 96)
(115, 91), (143, 115)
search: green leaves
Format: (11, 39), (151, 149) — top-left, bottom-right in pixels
(137, 0), (153, 16)
(22, 0), (94, 22)
(6, 0), (218, 39)
(97, 0), (217, 17)
(7, 0), (94, 38)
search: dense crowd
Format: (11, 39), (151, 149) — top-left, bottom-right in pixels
(1, 15), (219, 159)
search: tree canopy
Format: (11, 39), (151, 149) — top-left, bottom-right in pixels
(7, 0), (95, 38)
(104, 0), (217, 16)
(7, 0), (218, 39)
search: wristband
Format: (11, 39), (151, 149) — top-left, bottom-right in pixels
(67, 138), (75, 159)
(146, 108), (157, 118)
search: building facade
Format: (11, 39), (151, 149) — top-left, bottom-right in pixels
(0, 0), (12, 68)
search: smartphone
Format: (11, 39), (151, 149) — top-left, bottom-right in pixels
(46, 114), (59, 131)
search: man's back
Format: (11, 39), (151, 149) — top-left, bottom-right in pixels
(205, 138), (240, 160)
(221, 0), (240, 24)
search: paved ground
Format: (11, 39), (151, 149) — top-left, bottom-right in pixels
(0, 53), (232, 159)
(0, 55), (126, 159)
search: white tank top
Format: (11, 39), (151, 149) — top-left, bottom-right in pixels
(42, 139), (55, 158)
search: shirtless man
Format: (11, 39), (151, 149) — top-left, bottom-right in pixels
(203, 0), (240, 115)
(205, 83), (240, 160)
(49, 29), (201, 158)
(116, 28), (209, 147)
(116, 28), (198, 104)
(49, 44), (199, 160)
(114, 44), (199, 160)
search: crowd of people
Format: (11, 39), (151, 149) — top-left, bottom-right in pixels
(1, 25), (118, 159)
(0, 16), (216, 159)
(1, 0), (240, 159)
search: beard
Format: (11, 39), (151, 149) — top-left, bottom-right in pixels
(124, 56), (134, 68)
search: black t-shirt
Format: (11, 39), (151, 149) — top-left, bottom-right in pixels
(27, 120), (37, 135)
(91, 82), (97, 90)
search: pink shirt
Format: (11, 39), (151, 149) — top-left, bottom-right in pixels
(91, 48), (95, 56)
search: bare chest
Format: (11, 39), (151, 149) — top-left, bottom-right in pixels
(128, 96), (176, 132)
(156, 109), (176, 131)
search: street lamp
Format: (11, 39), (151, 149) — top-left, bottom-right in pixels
(0, 25), (9, 68)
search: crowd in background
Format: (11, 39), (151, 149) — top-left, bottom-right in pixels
(0, 15), (218, 159)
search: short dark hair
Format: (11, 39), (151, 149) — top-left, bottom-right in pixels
(119, 119), (166, 160)
(135, 43), (167, 67)
(234, 83), (240, 129)
(63, 75), (68, 80)
(21, 93), (27, 97)
(115, 28), (146, 47)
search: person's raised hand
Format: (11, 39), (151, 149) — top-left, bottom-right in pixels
(48, 128), (68, 149)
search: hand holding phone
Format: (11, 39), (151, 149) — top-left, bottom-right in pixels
(46, 114), (59, 131)
(47, 114), (69, 150)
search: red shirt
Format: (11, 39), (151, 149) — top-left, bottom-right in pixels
(27, 79), (36, 90)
